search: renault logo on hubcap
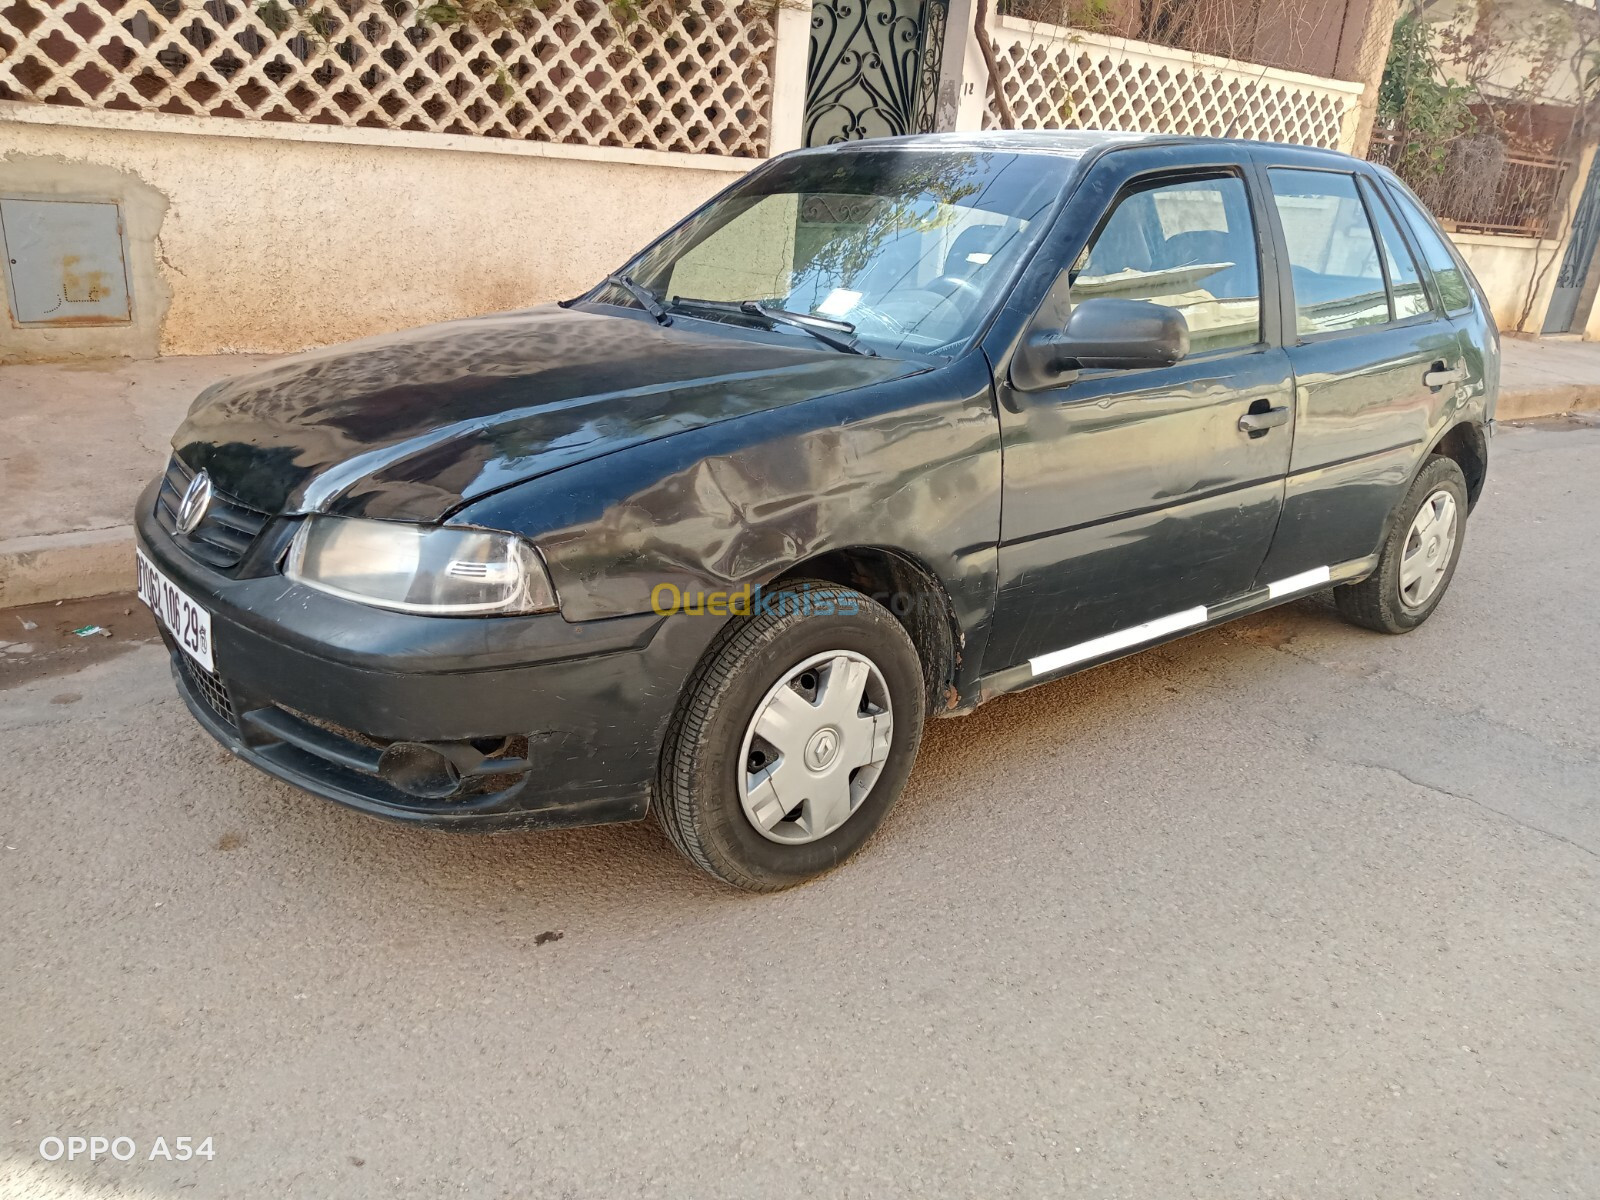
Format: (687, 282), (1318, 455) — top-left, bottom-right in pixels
(176, 470), (214, 535)
(805, 727), (841, 771)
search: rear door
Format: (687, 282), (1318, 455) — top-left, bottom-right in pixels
(986, 146), (1295, 676)
(1382, 179), (1499, 424)
(1251, 159), (1464, 586)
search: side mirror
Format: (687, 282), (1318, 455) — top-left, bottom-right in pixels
(1011, 297), (1190, 391)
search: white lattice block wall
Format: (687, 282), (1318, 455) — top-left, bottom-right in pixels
(0, 0), (776, 156)
(984, 17), (1363, 151)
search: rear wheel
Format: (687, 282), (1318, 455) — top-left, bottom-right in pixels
(1335, 455), (1468, 634)
(655, 581), (925, 891)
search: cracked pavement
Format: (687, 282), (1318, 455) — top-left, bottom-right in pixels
(2, 422), (1597, 1198)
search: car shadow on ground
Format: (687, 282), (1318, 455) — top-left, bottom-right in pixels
(208, 594), (1346, 917)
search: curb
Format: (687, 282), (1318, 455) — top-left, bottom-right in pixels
(1495, 385), (1600, 422)
(2, 387), (1596, 610)
(0, 525), (133, 609)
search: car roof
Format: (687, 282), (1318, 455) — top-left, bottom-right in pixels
(791, 129), (1365, 168)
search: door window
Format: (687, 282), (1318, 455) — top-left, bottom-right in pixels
(1384, 183), (1474, 313)
(1362, 179), (1432, 320)
(1072, 175), (1261, 354)
(1269, 169), (1391, 335)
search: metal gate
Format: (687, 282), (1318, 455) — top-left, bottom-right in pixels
(804, 0), (949, 147)
(1544, 153), (1600, 334)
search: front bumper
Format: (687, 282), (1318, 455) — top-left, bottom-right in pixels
(137, 479), (718, 832)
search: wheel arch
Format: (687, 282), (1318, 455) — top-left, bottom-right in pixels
(770, 545), (962, 715)
(1425, 419), (1489, 510)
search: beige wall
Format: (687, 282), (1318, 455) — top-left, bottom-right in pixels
(1455, 232), (1566, 332)
(1, 110), (754, 361)
(1450, 144), (1600, 336)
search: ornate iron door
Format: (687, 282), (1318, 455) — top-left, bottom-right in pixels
(804, 0), (949, 146)
(1544, 153), (1600, 334)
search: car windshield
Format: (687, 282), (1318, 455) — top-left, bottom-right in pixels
(604, 148), (1075, 357)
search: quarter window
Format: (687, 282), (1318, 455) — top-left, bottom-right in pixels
(1362, 179), (1431, 319)
(1385, 183), (1474, 313)
(1072, 175), (1262, 355)
(1269, 169), (1389, 335)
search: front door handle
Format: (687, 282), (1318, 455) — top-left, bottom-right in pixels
(1424, 362), (1468, 389)
(1238, 405), (1290, 436)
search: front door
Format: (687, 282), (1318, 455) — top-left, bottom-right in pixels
(987, 153), (1295, 677)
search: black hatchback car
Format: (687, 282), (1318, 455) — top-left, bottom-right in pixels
(137, 132), (1496, 890)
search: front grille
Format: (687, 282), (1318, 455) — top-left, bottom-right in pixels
(155, 455), (270, 571)
(177, 651), (236, 729)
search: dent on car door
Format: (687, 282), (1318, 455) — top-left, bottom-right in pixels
(987, 159), (1295, 679)
(1252, 166), (1466, 586)
(1384, 180), (1499, 426)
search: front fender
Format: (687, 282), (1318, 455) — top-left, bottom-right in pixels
(455, 354), (1004, 685)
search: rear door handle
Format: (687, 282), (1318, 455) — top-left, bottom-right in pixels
(1424, 362), (1468, 388)
(1238, 405), (1290, 436)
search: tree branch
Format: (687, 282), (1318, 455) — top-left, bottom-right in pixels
(975, 0), (1016, 130)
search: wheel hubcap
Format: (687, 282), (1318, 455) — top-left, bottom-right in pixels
(738, 650), (894, 845)
(1399, 488), (1458, 610)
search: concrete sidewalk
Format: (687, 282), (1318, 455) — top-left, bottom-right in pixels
(1, 355), (273, 607)
(1497, 336), (1600, 420)
(3, 338), (1599, 607)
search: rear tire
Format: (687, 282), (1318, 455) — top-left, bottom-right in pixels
(1335, 455), (1468, 634)
(655, 581), (925, 892)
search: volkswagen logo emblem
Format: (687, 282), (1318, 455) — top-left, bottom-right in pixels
(176, 470), (214, 535)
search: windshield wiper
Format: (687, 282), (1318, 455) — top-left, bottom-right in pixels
(604, 273), (671, 325)
(668, 296), (876, 356)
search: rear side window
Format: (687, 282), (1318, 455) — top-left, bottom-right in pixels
(1268, 169), (1388, 335)
(1072, 174), (1261, 354)
(1384, 184), (1474, 313)
(1362, 179), (1431, 320)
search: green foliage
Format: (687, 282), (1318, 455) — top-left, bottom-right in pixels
(414, 0), (555, 31)
(252, 0), (781, 42)
(254, 0), (294, 34)
(1377, 16), (1477, 185)
(305, 6), (341, 37)
(1000, 0), (1117, 32)
(1066, 0), (1114, 31)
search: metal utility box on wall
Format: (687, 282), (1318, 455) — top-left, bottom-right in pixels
(1, 197), (133, 327)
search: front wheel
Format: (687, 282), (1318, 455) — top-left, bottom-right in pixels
(655, 581), (926, 891)
(1335, 455), (1468, 634)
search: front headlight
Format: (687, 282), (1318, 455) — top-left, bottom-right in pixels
(284, 517), (558, 616)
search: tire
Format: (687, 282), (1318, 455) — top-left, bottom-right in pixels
(1335, 455), (1468, 634)
(655, 580), (926, 892)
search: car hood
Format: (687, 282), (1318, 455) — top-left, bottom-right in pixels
(172, 305), (917, 522)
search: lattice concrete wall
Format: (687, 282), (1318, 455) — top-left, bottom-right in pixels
(984, 18), (1363, 151)
(0, 0), (776, 156)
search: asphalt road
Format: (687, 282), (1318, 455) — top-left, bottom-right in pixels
(3, 420), (1598, 1200)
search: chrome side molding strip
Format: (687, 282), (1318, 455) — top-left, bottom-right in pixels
(1266, 565), (1331, 599)
(1029, 606), (1208, 677)
(1028, 565), (1333, 678)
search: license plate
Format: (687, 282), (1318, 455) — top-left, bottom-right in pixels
(136, 547), (215, 672)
